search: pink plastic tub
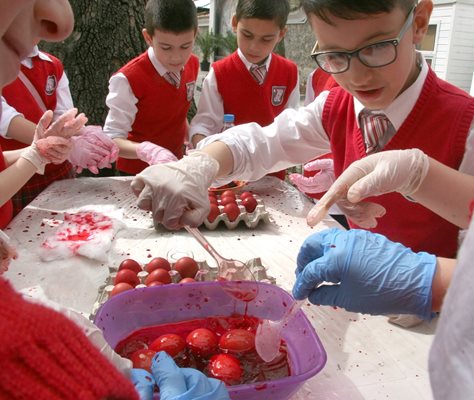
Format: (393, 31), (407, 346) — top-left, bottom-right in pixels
(94, 281), (326, 400)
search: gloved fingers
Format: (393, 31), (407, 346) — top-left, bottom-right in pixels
(303, 158), (334, 172)
(346, 171), (391, 203)
(129, 369), (155, 400)
(43, 108), (82, 138)
(135, 186), (154, 212)
(61, 112), (88, 137)
(180, 368), (229, 400)
(87, 165), (100, 174)
(36, 137), (72, 163)
(151, 352), (188, 399)
(305, 284), (342, 308)
(295, 230), (330, 275)
(131, 176), (146, 197)
(337, 200), (386, 229)
(306, 183), (348, 227)
(288, 172), (332, 194)
(180, 206), (210, 228)
(292, 258), (338, 300)
(34, 110), (54, 140)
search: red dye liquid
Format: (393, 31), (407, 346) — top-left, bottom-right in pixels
(115, 314), (290, 386)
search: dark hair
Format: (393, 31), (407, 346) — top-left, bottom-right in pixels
(300, 0), (416, 24)
(145, 0), (197, 35)
(235, 0), (291, 29)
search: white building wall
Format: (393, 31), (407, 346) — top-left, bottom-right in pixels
(429, 3), (455, 80)
(446, 2), (474, 92)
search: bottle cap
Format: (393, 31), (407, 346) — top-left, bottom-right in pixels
(223, 114), (235, 123)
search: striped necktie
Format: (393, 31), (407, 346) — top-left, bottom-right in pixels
(250, 64), (267, 85)
(165, 71), (180, 88)
(360, 111), (394, 154)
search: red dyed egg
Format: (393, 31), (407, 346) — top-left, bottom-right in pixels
(114, 268), (140, 287)
(208, 353), (243, 385)
(145, 268), (172, 285)
(146, 257), (171, 273)
(241, 196), (258, 213)
(186, 328), (218, 357)
(118, 258), (142, 274)
(174, 257), (199, 279)
(219, 328), (255, 354)
(149, 333), (186, 357)
(223, 203), (240, 222)
(110, 282), (134, 297)
(129, 348), (157, 372)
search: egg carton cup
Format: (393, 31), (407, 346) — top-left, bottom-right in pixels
(203, 197), (270, 230)
(90, 257), (275, 319)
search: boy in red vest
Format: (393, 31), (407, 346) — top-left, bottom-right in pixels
(189, 0), (300, 180)
(133, 0), (474, 262)
(0, 45), (117, 215)
(103, 0), (199, 175)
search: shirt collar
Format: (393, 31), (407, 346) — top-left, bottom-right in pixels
(237, 48), (272, 71)
(21, 45), (53, 69)
(354, 52), (428, 129)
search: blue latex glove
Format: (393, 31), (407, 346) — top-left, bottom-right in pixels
(292, 228), (437, 319)
(130, 351), (229, 400)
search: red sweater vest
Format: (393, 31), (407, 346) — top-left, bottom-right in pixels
(214, 52), (297, 179)
(0, 53), (72, 178)
(0, 146), (13, 228)
(116, 52), (199, 174)
(310, 68), (338, 97)
(322, 68), (474, 257)
(213, 52), (298, 127)
(305, 70), (339, 199)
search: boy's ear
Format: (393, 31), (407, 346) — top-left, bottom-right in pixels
(142, 28), (153, 46)
(231, 15), (238, 33)
(412, 0), (433, 44)
(278, 26), (288, 42)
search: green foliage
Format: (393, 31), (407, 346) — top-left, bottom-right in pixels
(195, 31), (221, 61)
(220, 31), (238, 54)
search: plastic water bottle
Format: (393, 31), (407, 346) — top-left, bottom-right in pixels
(222, 114), (235, 131)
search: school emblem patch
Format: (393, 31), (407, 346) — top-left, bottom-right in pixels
(271, 86), (286, 106)
(45, 75), (57, 96)
(186, 81), (195, 102)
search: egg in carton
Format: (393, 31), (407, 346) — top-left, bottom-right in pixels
(90, 255), (275, 319)
(203, 195), (270, 230)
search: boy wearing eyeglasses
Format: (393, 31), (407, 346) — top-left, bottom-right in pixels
(132, 0), (474, 261)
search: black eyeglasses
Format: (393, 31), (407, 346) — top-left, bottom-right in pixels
(311, 6), (415, 74)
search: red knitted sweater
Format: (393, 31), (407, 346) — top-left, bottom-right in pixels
(0, 278), (139, 399)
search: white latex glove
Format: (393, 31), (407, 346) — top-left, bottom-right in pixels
(131, 151), (219, 230)
(69, 126), (119, 173)
(306, 149), (430, 227)
(289, 158), (335, 194)
(0, 230), (18, 274)
(136, 141), (178, 165)
(21, 136), (72, 174)
(35, 108), (88, 141)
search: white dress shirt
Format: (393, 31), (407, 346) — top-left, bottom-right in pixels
(189, 48), (300, 141)
(0, 46), (73, 137)
(103, 47), (173, 140)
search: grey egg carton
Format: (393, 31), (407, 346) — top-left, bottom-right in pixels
(90, 257), (275, 320)
(203, 196), (270, 230)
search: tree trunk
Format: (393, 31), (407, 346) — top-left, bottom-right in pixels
(41, 1), (147, 125)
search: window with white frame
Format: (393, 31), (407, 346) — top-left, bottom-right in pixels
(416, 22), (439, 67)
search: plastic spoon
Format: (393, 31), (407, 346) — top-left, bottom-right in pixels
(255, 299), (305, 362)
(184, 225), (258, 301)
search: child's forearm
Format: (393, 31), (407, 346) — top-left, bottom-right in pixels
(431, 257), (456, 312)
(113, 137), (140, 159)
(412, 158), (474, 229)
(4, 115), (36, 144)
(0, 157), (37, 207)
